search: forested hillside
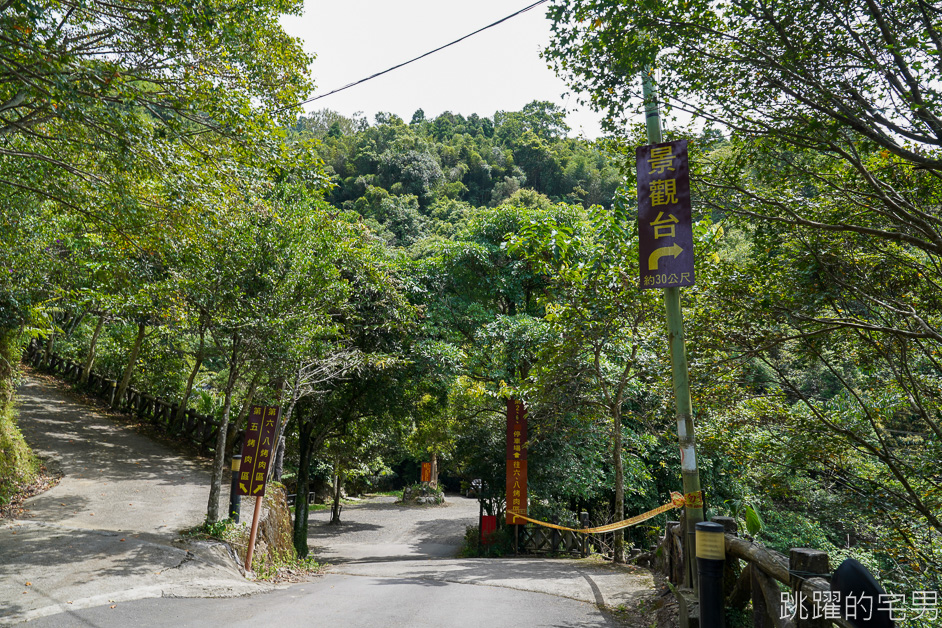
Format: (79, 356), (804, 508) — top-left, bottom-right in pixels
(293, 103), (623, 245)
(0, 0), (939, 622)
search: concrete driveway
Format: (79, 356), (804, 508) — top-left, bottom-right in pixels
(0, 376), (265, 626)
(308, 495), (657, 613)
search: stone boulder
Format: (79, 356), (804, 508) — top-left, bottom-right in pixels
(226, 482), (296, 573)
(400, 483), (445, 505)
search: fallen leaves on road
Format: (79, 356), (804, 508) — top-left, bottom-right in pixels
(0, 465), (62, 519)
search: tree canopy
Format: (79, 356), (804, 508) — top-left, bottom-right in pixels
(2, 3), (940, 599)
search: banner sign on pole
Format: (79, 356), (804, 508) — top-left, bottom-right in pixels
(235, 405), (280, 497)
(505, 398), (528, 525)
(636, 139), (695, 289)
(421, 462), (431, 483)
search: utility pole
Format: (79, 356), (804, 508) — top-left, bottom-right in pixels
(641, 68), (704, 590)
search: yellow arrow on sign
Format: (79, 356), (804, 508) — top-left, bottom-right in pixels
(648, 244), (683, 270)
(253, 484), (263, 494)
(240, 483), (247, 493)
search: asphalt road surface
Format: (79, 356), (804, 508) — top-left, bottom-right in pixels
(3, 376), (656, 627)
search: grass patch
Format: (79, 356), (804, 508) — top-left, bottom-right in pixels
(184, 517), (323, 582)
(457, 524), (516, 557)
(0, 400), (41, 515)
(0, 331), (40, 514)
(367, 490), (403, 499)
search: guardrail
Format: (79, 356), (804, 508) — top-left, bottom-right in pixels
(654, 516), (856, 628)
(518, 524), (611, 558)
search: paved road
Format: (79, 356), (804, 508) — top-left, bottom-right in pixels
(19, 575), (617, 628)
(0, 376), (266, 626)
(2, 375), (658, 627)
(22, 495), (654, 628)
(307, 496), (656, 613)
(307, 495), (477, 563)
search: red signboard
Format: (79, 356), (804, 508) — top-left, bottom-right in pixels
(505, 398), (528, 525)
(636, 139), (695, 289)
(506, 398), (527, 461)
(506, 460), (528, 525)
(235, 405), (280, 497)
(481, 515), (497, 545)
(421, 462), (431, 483)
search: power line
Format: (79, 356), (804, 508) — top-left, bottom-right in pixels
(282, 0), (550, 112)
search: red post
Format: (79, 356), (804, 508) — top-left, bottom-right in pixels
(244, 496), (263, 572)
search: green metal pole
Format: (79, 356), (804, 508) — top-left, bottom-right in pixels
(642, 68), (704, 591)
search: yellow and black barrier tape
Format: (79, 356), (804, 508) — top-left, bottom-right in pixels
(509, 491), (701, 534)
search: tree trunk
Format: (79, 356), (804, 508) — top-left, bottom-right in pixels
(430, 451), (439, 488)
(613, 406), (625, 563)
(112, 322), (145, 410)
(175, 324), (206, 427)
(330, 459), (343, 525)
(80, 314), (106, 384)
(225, 370), (260, 460)
(43, 327), (55, 366)
(0, 328), (18, 411)
(66, 309), (86, 337)
(272, 428), (288, 483)
(293, 418), (315, 557)
(206, 335), (241, 523)
(272, 372), (302, 483)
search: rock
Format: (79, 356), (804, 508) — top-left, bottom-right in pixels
(226, 483), (295, 572)
(400, 483), (445, 506)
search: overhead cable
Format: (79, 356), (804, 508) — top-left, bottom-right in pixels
(281, 0), (550, 111)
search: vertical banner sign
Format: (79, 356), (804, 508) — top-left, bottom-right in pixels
(236, 405), (280, 497)
(636, 139), (695, 289)
(421, 463), (432, 483)
(505, 398), (528, 525)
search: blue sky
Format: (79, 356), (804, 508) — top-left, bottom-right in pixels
(281, 0), (608, 137)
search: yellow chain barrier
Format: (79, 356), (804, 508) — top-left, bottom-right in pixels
(509, 491), (699, 535)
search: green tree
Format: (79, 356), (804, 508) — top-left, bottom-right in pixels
(0, 0), (311, 204)
(545, 0), (942, 584)
(509, 195), (701, 561)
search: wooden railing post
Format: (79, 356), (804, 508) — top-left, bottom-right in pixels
(751, 566), (775, 628)
(185, 408), (196, 437)
(790, 548), (829, 628)
(551, 516), (560, 554)
(580, 512), (589, 558)
(712, 515), (739, 602)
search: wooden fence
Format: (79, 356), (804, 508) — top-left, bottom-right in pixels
(518, 525), (595, 557)
(25, 341), (225, 453)
(654, 516), (856, 628)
